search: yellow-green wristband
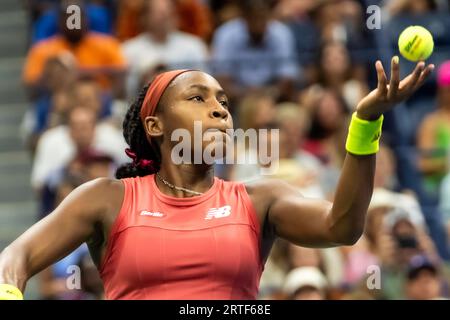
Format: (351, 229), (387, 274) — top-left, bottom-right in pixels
(0, 284), (23, 300)
(345, 112), (383, 155)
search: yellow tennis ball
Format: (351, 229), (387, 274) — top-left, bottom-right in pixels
(398, 26), (434, 62)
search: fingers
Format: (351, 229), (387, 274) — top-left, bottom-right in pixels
(399, 61), (425, 91)
(388, 56), (400, 100)
(376, 60), (388, 97)
(413, 64), (435, 91)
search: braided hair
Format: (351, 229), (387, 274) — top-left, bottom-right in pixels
(115, 84), (162, 179)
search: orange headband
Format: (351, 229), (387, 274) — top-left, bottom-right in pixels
(140, 69), (192, 123)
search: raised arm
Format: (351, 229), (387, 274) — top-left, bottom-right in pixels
(256, 57), (434, 247)
(0, 178), (123, 297)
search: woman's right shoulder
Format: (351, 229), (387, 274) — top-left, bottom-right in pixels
(80, 177), (125, 195)
(69, 178), (126, 217)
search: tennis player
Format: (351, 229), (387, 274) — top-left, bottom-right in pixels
(0, 57), (433, 299)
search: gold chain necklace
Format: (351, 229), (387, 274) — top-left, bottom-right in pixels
(156, 172), (203, 196)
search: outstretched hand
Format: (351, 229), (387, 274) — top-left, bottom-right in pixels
(356, 56), (434, 121)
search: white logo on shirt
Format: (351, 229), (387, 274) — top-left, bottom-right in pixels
(140, 210), (165, 218)
(205, 205), (231, 220)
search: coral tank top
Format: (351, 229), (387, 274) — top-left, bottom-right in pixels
(99, 174), (263, 299)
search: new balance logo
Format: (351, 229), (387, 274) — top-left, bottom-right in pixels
(140, 210), (166, 218)
(205, 205), (231, 220)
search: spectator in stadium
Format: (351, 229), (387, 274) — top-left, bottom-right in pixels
(288, 245), (324, 271)
(375, 207), (439, 299)
(274, 1), (368, 86)
(237, 90), (277, 132)
(122, 0), (209, 99)
(259, 241), (331, 300)
(78, 149), (115, 182)
(385, 0), (439, 17)
(258, 238), (290, 300)
(22, 53), (77, 147)
(272, 0), (319, 84)
(38, 149), (115, 222)
(31, 0), (113, 43)
(72, 77), (113, 122)
(230, 90), (277, 182)
(268, 103), (324, 198)
(175, 0), (214, 42)
(370, 204), (433, 266)
(23, 0), (126, 100)
(310, 0), (370, 66)
(417, 61), (450, 195)
(208, 0), (241, 28)
(337, 187), (431, 296)
(24, 0), (59, 38)
(374, 144), (398, 190)
(25, 74), (117, 152)
(304, 89), (349, 164)
(340, 148), (422, 285)
(439, 171), (450, 237)
(211, 0), (299, 101)
(31, 106), (127, 190)
(289, 244), (346, 295)
(116, 0), (213, 42)
(283, 266), (328, 300)
(273, 0), (317, 22)
(302, 89), (349, 197)
(315, 41), (368, 111)
(35, 76), (108, 135)
(404, 254), (446, 300)
(339, 234), (379, 288)
(115, 0), (145, 41)
(385, 211), (440, 267)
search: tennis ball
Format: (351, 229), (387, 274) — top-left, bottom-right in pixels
(398, 26), (434, 62)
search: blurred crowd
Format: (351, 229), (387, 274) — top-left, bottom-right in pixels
(20, 0), (450, 300)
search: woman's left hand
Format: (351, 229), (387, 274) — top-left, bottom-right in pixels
(356, 56), (434, 121)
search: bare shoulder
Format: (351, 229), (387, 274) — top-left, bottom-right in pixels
(73, 177), (124, 200)
(63, 177), (125, 221)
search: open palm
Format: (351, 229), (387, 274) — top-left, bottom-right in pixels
(356, 56), (435, 121)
